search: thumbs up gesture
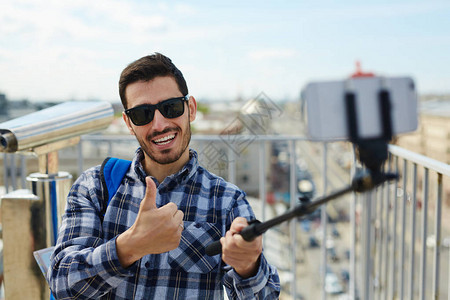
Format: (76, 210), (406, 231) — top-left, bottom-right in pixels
(116, 177), (184, 268)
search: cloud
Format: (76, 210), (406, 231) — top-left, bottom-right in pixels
(0, 0), (199, 100)
(0, 0), (449, 101)
(0, 0), (171, 43)
(248, 49), (298, 61)
(299, 1), (450, 22)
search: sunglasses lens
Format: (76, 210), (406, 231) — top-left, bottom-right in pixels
(126, 97), (187, 126)
(129, 106), (154, 126)
(160, 98), (185, 119)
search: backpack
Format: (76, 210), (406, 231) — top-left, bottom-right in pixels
(100, 157), (132, 217)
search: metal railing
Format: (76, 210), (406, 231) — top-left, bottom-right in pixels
(1, 134), (449, 300)
(364, 145), (450, 300)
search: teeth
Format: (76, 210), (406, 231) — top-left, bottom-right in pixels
(154, 134), (175, 145)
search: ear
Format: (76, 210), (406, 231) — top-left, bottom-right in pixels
(122, 112), (136, 136)
(188, 96), (197, 122)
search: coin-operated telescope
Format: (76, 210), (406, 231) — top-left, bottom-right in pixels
(0, 101), (113, 299)
(0, 101), (113, 153)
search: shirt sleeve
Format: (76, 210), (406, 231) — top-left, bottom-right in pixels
(222, 188), (281, 300)
(47, 168), (136, 299)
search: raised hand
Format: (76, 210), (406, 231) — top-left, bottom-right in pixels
(116, 176), (184, 268)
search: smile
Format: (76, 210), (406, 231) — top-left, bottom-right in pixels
(152, 133), (176, 145)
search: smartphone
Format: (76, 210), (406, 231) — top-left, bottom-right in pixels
(303, 76), (418, 141)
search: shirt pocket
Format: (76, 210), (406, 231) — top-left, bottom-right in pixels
(168, 222), (222, 274)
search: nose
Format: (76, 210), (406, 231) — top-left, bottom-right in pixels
(151, 108), (170, 131)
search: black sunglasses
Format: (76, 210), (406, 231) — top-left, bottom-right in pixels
(125, 95), (189, 126)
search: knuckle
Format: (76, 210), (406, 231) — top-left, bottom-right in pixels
(167, 202), (177, 209)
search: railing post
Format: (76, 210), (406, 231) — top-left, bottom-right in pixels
(10, 153), (17, 190)
(320, 142), (328, 300)
(381, 156), (392, 300)
(432, 173), (443, 299)
(78, 140), (84, 176)
(408, 163), (418, 300)
(20, 155), (27, 188)
(2, 153), (9, 193)
(350, 146), (357, 300)
(361, 189), (374, 300)
(289, 140), (297, 299)
(227, 147), (236, 184)
(389, 156), (400, 299)
(419, 168), (429, 300)
(399, 159), (408, 300)
(259, 140), (267, 222)
(375, 181), (384, 300)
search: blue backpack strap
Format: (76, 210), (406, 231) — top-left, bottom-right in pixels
(100, 157), (132, 216)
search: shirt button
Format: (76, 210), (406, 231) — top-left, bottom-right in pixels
(145, 262), (150, 268)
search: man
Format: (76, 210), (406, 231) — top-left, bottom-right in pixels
(48, 53), (280, 299)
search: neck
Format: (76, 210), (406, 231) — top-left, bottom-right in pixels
(143, 150), (190, 183)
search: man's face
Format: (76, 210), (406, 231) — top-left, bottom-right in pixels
(123, 76), (196, 165)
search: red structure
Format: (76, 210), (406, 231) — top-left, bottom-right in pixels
(350, 61), (375, 78)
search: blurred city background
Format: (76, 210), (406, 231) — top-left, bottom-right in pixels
(1, 1), (450, 299)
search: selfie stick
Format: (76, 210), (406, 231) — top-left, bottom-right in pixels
(205, 85), (398, 257)
(205, 169), (397, 256)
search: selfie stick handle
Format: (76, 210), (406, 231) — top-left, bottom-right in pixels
(205, 170), (397, 256)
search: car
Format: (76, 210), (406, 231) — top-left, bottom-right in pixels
(296, 167), (316, 201)
(338, 293), (360, 300)
(344, 249), (351, 260)
(340, 269), (350, 283)
(308, 235), (320, 248)
(328, 247), (340, 262)
(331, 225), (341, 238)
(300, 219), (311, 232)
(426, 235), (450, 248)
(325, 273), (344, 294)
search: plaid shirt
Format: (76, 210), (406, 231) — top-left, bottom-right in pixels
(48, 148), (280, 299)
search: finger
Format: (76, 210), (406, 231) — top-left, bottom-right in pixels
(159, 202), (179, 216)
(230, 217), (249, 234)
(173, 210), (184, 224)
(225, 228), (262, 251)
(219, 236), (228, 251)
(223, 230), (238, 251)
(178, 222), (185, 231)
(224, 235), (262, 264)
(221, 233), (246, 261)
(235, 235), (262, 252)
(140, 176), (157, 211)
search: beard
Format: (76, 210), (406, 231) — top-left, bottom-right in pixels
(136, 123), (192, 165)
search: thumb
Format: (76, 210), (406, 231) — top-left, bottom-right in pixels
(140, 176), (157, 211)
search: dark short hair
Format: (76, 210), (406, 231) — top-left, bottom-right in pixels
(119, 53), (188, 109)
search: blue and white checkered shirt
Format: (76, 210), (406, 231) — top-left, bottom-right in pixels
(48, 148), (280, 299)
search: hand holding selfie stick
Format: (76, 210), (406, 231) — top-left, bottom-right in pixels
(205, 84), (399, 257)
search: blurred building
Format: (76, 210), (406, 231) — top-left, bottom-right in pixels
(396, 97), (450, 164)
(0, 93), (7, 116)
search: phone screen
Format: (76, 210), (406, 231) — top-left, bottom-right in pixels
(303, 77), (418, 141)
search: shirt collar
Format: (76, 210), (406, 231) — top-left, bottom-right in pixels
(132, 147), (199, 190)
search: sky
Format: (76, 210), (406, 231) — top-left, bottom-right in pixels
(1, 0), (449, 103)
